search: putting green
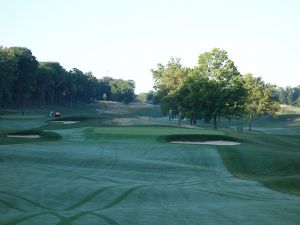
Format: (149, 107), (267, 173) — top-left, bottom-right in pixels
(0, 126), (299, 225)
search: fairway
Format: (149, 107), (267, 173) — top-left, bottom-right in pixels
(2, 1), (300, 223)
(1, 120), (300, 224)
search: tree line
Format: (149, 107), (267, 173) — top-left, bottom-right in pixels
(275, 86), (300, 106)
(0, 46), (135, 108)
(152, 48), (283, 130)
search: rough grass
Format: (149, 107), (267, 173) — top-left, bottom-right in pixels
(218, 131), (300, 196)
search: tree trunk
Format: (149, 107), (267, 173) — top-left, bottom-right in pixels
(16, 71), (20, 108)
(51, 88), (54, 106)
(190, 117), (192, 125)
(178, 111), (182, 126)
(70, 95), (73, 108)
(248, 114), (253, 131)
(213, 114), (217, 130)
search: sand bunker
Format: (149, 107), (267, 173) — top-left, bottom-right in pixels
(7, 135), (41, 139)
(49, 121), (80, 125)
(171, 140), (241, 145)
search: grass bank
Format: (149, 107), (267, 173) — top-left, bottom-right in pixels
(0, 128), (61, 145)
(218, 131), (300, 196)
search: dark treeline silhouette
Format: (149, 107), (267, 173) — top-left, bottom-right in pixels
(0, 46), (135, 108)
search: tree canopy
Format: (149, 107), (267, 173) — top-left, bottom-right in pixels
(152, 48), (283, 130)
(244, 74), (280, 131)
(0, 46), (136, 108)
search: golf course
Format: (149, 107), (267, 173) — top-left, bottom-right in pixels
(0, 102), (299, 225)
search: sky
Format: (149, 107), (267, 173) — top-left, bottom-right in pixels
(1, 0), (300, 93)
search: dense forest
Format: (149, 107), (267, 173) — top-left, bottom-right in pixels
(0, 46), (136, 108)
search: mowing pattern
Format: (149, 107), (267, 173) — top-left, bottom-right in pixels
(0, 127), (300, 225)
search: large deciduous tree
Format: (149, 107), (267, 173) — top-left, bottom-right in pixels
(195, 48), (246, 129)
(151, 57), (190, 124)
(244, 74), (280, 131)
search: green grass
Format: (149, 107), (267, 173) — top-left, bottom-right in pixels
(218, 131), (300, 196)
(132, 105), (162, 117)
(84, 123), (300, 196)
(85, 125), (222, 140)
(1, 103), (300, 224)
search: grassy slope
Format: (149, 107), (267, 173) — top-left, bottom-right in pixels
(216, 106), (300, 196)
(218, 131), (300, 196)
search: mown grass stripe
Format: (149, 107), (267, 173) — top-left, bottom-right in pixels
(0, 198), (28, 212)
(0, 191), (53, 210)
(64, 186), (116, 211)
(100, 186), (141, 210)
(90, 213), (120, 225)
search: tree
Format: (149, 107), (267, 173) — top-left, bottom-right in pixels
(0, 45), (138, 107)
(9, 47), (38, 107)
(285, 86), (294, 105)
(137, 91), (156, 103)
(110, 79), (135, 104)
(137, 93), (148, 103)
(84, 72), (99, 102)
(0, 47), (16, 107)
(98, 77), (113, 100)
(38, 62), (67, 105)
(275, 86), (300, 106)
(292, 86), (300, 105)
(196, 48), (246, 129)
(244, 74), (280, 131)
(35, 62), (52, 106)
(177, 75), (210, 125)
(151, 57), (190, 124)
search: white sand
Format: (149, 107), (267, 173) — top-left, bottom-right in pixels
(49, 121), (80, 125)
(7, 135), (41, 139)
(171, 140), (241, 145)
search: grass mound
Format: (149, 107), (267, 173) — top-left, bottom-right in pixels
(1, 129), (61, 145)
(262, 176), (300, 196)
(218, 132), (300, 196)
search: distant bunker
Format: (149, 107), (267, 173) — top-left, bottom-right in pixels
(49, 121), (80, 125)
(6, 130), (42, 139)
(5, 130), (61, 141)
(48, 116), (89, 125)
(164, 134), (241, 146)
(7, 134), (40, 139)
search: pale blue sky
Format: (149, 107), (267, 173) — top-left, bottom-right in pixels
(1, 0), (300, 93)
